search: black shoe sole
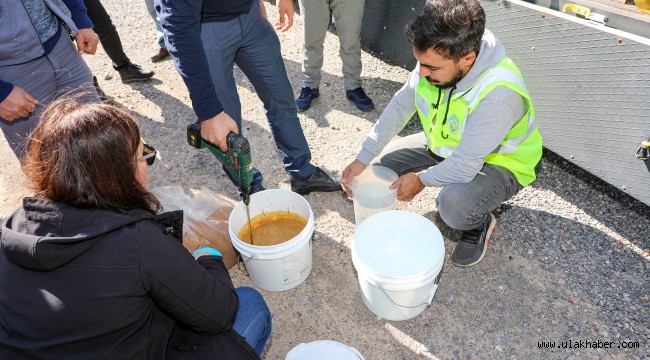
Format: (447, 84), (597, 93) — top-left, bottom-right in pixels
(121, 75), (155, 84)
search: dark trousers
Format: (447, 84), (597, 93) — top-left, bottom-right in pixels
(82, 0), (130, 69)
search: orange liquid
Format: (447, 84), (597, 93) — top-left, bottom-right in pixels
(238, 211), (307, 246)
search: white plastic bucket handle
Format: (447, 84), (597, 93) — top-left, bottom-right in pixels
(376, 281), (439, 309)
(237, 248), (253, 259)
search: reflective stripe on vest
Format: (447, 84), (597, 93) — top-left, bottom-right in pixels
(414, 57), (543, 186)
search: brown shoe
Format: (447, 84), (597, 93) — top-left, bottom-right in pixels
(150, 48), (170, 63)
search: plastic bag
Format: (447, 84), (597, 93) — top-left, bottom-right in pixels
(151, 186), (239, 269)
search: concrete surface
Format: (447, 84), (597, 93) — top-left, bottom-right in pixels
(0, 1), (648, 359)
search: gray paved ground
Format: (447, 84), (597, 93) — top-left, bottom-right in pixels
(0, 1), (648, 359)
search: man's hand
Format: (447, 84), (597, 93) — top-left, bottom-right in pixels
(75, 28), (99, 55)
(200, 112), (239, 152)
(275, 0), (294, 32)
(0, 86), (38, 121)
(391, 172), (425, 202)
(341, 159), (367, 198)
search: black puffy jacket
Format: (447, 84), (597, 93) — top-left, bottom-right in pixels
(0, 197), (259, 359)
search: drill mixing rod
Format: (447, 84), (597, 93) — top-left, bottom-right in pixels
(187, 122), (256, 243)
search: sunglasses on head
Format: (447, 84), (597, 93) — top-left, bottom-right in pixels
(137, 143), (157, 166)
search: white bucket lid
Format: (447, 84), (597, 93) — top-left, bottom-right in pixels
(352, 210), (444, 290)
(285, 340), (364, 360)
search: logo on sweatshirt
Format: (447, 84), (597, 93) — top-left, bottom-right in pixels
(448, 114), (460, 135)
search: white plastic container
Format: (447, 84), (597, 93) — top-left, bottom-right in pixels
(228, 189), (314, 292)
(351, 210), (445, 321)
(286, 340), (364, 360)
(349, 165), (399, 225)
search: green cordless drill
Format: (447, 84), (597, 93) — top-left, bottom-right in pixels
(187, 122), (254, 205)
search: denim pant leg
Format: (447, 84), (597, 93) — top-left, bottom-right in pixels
(436, 164), (522, 230)
(372, 132), (440, 175)
(234, 1), (316, 180)
(201, 19), (264, 190)
(144, 0), (166, 49)
(233, 287), (272, 356)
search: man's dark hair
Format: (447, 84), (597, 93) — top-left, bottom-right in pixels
(404, 0), (486, 61)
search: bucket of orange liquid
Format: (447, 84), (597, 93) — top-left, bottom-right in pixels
(228, 189), (314, 291)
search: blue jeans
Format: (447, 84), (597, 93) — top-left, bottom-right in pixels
(233, 287), (272, 355)
(374, 132), (523, 230)
(200, 1), (317, 191)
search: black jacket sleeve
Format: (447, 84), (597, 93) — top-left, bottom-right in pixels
(137, 221), (239, 335)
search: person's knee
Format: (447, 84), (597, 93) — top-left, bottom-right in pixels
(236, 287), (271, 316)
(373, 152), (405, 176)
(437, 186), (481, 230)
(236, 286), (262, 300)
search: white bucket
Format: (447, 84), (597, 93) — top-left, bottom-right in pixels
(228, 189), (314, 292)
(349, 165), (399, 225)
(286, 340), (365, 360)
(351, 210), (445, 321)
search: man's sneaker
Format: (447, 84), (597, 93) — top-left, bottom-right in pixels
(346, 87), (374, 112)
(115, 62), (154, 83)
(93, 76), (114, 103)
(451, 213), (497, 267)
(295, 87), (319, 112)
(290, 167), (341, 195)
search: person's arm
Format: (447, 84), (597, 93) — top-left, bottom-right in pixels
(156, 0), (239, 151)
(275, 0), (293, 32)
(341, 67), (419, 193)
(356, 66), (420, 165)
(60, 0), (98, 54)
(157, 0), (223, 121)
(418, 86), (526, 187)
(138, 221), (239, 334)
(0, 80), (39, 122)
(0, 80), (13, 104)
(60, 0), (93, 29)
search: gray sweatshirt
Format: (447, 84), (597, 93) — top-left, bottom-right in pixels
(357, 30), (527, 187)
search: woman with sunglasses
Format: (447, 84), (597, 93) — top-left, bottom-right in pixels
(0, 98), (271, 359)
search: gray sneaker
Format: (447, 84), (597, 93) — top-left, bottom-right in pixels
(451, 213), (497, 267)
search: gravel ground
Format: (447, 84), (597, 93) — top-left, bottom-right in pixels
(1, 1), (649, 359)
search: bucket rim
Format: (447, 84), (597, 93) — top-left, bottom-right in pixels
(228, 189), (315, 253)
(286, 340), (365, 360)
(352, 250), (443, 290)
(351, 210), (444, 289)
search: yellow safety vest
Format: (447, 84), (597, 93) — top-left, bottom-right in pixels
(415, 57), (542, 186)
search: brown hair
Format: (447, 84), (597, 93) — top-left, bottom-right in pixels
(23, 98), (161, 214)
